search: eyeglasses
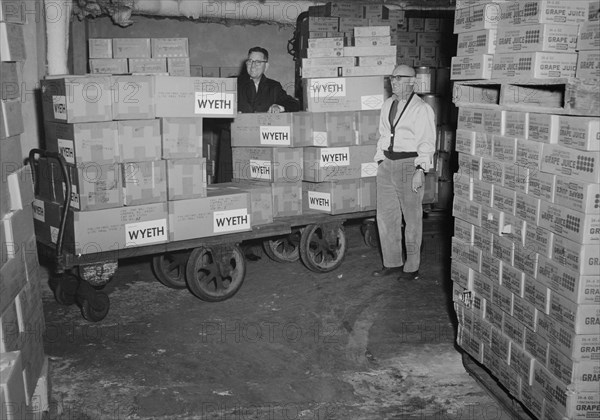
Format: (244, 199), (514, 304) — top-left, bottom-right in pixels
(389, 75), (414, 81)
(246, 59), (267, 66)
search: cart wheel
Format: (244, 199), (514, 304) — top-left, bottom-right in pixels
(80, 292), (110, 323)
(299, 223), (347, 273)
(152, 251), (189, 289)
(186, 245), (246, 302)
(50, 273), (79, 306)
(263, 232), (301, 263)
(361, 222), (379, 249)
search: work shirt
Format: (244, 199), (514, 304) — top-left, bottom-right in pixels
(237, 74), (301, 113)
(373, 94), (436, 171)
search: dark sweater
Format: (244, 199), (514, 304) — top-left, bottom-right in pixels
(237, 74), (301, 113)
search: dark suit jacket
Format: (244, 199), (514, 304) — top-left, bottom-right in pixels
(237, 74), (301, 113)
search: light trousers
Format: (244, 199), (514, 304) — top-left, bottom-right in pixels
(376, 158), (424, 272)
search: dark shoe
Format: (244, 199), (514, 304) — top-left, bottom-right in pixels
(397, 270), (419, 281)
(372, 266), (403, 277)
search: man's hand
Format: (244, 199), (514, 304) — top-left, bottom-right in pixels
(412, 170), (424, 193)
(268, 104), (285, 113)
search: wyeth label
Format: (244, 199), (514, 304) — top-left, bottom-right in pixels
(125, 219), (168, 246)
(195, 92), (235, 115)
(309, 78), (346, 99)
(214, 208), (250, 233)
(52, 95), (67, 120)
(57, 138), (75, 164)
(308, 191), (331, 212)
(260, 126), (291, 146)
(320, 147), (350, 167)
(249, 159), (271, 180)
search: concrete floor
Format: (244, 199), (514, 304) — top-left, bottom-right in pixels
(40, 212), (521, 419)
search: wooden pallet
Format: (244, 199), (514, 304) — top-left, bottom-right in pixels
(453, 77), (600, 116)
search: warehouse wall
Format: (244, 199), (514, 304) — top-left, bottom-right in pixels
(84, 16), (298, 96)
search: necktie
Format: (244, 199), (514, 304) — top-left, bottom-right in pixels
(388, 99), (399, 152)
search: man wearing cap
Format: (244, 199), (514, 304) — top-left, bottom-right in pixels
(238, 46), (301, 113)
(372, 64), (436, 281)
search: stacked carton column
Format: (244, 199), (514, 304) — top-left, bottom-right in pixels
(451, 2), (600, 420)
(1, 5), (48, 419)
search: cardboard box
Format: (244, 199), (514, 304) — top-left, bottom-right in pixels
(539, 200), (600, 244)
(297, 111), (356, 147)
(541, 143), (600, 183)
(396, 31), (418, 47)
(558, 116), (600, 151)
(127, 58), (166, 74)
(112, 38), (151, 58)
(576, 49), (600, 80)
(416, 32), (442, 48)
(33, 199), (168, 255)
(341, 65), (394, 77)
(7, 165), (33, 213)
(303, 76), (385, 113)
(0, 22), (25, 62)
(527, 113), (559, 143)
(167, 57), (191, 77)
(504, 111), (528, 139)
(555, 175), (598, 218)
(352, 36), (391, 48)
(210, 182), (273, 226)
(44, 121), (118, 166)
(168, 190), (250, 241)
(458, 153), (482, 181)
(151, 38), (189, 58)
(1, 62), (19, 100)
(112, 76), (157, 120)
(302, 179), (358, 215)
(457, 107), (485, 132)
(231, 113), (296, 147)
(451, 55), (493, 80)
(496, 23), (579, 53)
(302, 66), (340, 78)
(453, 173), (473, 200)
(304, 47), (344, 59)
(357, 177), (376, 211)
(499, 1), (589, 26)
(454, 3), (501, 33)
(160, 117), (202, 159)
(354, 26), (389, 37)
(303, 145), (375, 182)
(154, 76), (237, 118)
(473, 224), (493, 255)
(232, 147), (303, 183)
(88, 38), (113, 59)
(270, 181), (302, 217)
(552, 234), (600, 276)
(117, 119), (161, 162)
(166, 158), (207, 200)
(356, 55), (395, 67)
(41, 76), (113, 123)
(578, 20), (600, 51)
(492, 135), (517, 163)
(302, 57), (355, 68)
(503, 163), (529, 193)
(343, 45), (396, 57)
(549, 291), (600, 335)
(527, 170), (555, 201)
(54, 163), (123, 211)
(524, 221), (552, 260)
(122, 160), (167, 206)
(493, 185), (516, 214)
(481, 158), (504, 184)
(0, 351), (27, 418)
(456, 30), (497, 56)
(548, 344), (600, 391)
(0, 99), (23, 139)
(452, 196), (482, 227)
(89, 58), (128, 75)
(492, 52), (578, 79)
(398, 46), (420, 60)
(355, 109), (379, 145)
(308, 37), (344, 49)
(306, 16), (339, 32)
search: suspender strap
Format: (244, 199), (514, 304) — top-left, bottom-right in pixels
(388, 92), (416, 152)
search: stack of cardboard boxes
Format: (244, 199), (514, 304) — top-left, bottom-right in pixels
(1, 5), (49, 420)
(89, 37), (191, 76)
(451, 1), (600, 419)
(230, 110), (379, 217)
(33, 74), (257, 253)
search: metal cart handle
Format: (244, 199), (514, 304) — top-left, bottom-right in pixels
(27, 148), (71, 266)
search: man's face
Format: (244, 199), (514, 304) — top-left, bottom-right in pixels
(246, 51), (268, 80)
(390, 73), (415, 97)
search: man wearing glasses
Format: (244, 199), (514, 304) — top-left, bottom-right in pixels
(371, 64), (436, 281)
(237, 46), (301, 113)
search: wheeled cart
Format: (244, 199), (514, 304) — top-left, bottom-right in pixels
(29, 149), (382, 322)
